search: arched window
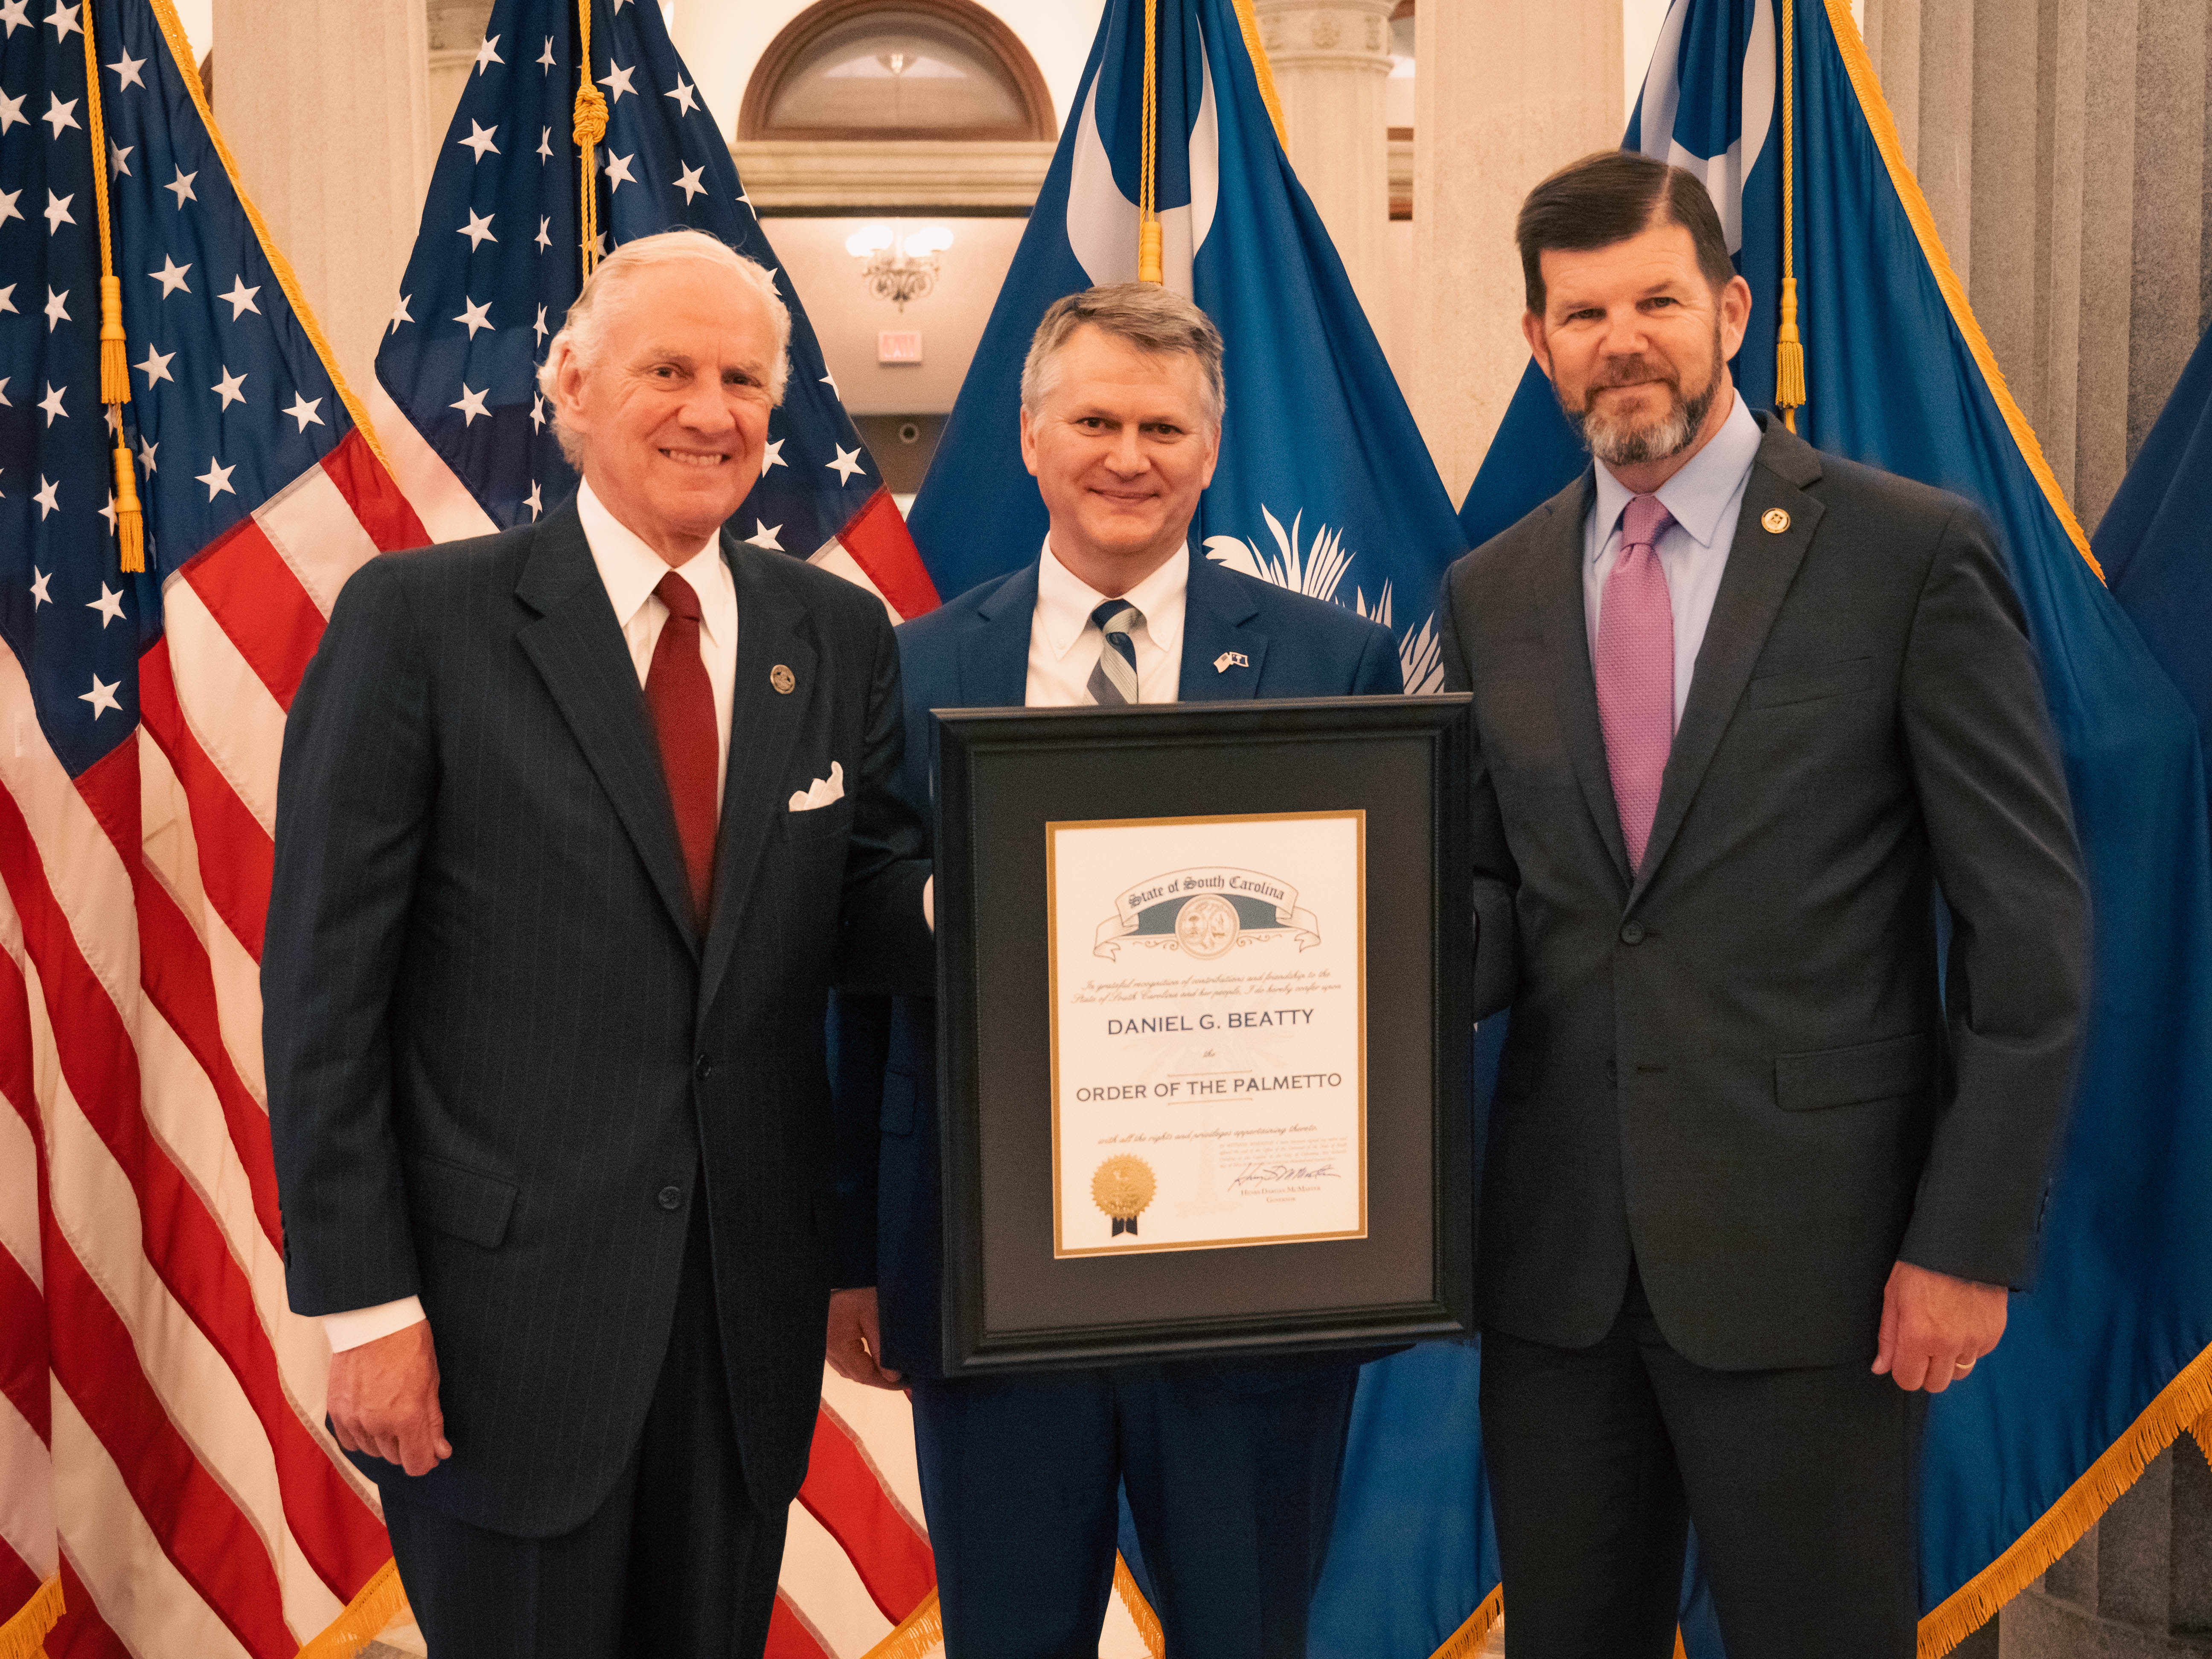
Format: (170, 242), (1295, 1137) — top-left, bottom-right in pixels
(740, 0), (1056, 143)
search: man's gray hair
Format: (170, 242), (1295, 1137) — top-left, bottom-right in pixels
(539, 229), (791, 466)
(1020, 283), (1227, 427)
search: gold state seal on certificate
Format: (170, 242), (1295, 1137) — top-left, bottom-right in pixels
(1091, 1155), (1156, 1237)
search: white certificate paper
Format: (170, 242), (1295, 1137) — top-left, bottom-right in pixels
(1047, 811), (1366, 1257)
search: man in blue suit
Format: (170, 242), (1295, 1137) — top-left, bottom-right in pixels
(829, 284), (1402, 1658)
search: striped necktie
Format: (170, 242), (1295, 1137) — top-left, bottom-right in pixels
(1087, 600), (1142, 705)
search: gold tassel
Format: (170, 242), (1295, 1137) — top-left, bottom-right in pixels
(112, 437), (145, 573)
(99, 276), (132, 405)
(1138, 218), (1164, 285)
(1775, 274), (1807, 431)
(573, 0), (608, 279)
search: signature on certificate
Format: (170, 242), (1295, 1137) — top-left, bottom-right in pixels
(1227, 1162), (1340, 1190)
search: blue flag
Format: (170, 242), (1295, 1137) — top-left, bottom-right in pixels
(1445, 3), (2212, 1655)
(371, 0), (938, 617)
(905, 0), (1464, 687)
(2092, 323), (2212, 828)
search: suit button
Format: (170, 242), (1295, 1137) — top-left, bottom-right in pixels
(1605, 1059), (1618, 1082)
(657, 1186), (683, 1211)
(694, 1054), (714, 1081)
(1620, 922), (1646, 946)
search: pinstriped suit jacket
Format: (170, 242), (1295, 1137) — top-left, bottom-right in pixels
(265, 498), (933, 1536)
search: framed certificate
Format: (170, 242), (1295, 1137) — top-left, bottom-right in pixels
(935, 696), (1473, 1374)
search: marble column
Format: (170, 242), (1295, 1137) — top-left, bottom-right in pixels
(1406, 0), (1622, 503)
(1863, 0), (2211, 530)
(210, 0), (431, 403)
(1252, 0), (1399, 342)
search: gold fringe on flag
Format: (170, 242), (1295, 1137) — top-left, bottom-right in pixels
(77, 0), (144, 570)
(292, 1557), (408, 1659)
(859, 1590), (945, 1659)
(0, 1575), (63, 1659)
(1426, 1582), (1503, 1659)
(1226, 0), (1289, 149)
(142, 0), (399, 475)
(573, 0), (608, 280)
(1112, 1551), (1165, 1659)
(1774, 0), (1806, 431)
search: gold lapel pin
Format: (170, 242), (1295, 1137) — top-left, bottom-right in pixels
(1761, 508), (1791, 534)
(770, 665), (796, 694)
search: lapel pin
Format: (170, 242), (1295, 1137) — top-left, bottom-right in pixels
(1761, 508), (1791, 534)
(1214, 651), (1249, 672)
(770, 664), (796, 694)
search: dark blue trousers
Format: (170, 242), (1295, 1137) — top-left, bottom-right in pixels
(912, 1361), (1358, 1659)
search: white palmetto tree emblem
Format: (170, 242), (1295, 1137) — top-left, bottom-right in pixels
(1205, 506), (1447, 694)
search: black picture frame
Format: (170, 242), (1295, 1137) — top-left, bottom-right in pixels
(934, 695), (1475, 1374)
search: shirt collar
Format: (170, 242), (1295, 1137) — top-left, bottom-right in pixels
(1035, 538), (1191, 663)
(1591, 385), (1764, 559)
(577, 480), (733, 646)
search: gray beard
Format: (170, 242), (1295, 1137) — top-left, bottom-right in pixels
(1561, 332), (1723, 468)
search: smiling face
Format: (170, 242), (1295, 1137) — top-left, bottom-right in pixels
(1523, 216), (1752, 490)
(551, 259), (778, 563)
(1019, 323), (1222, 597)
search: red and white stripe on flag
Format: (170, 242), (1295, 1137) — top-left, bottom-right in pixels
(0, 432), (425, 1658)
(766, 1369), (1161, 1659)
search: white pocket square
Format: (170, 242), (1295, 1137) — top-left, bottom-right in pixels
(788, 760), (845, 812)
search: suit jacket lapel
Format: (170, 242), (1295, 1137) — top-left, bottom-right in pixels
(700, 538), (817, 1013)
(515, 503), (700, 955)
(1536, 474), (1634, 892)
(1630, 425), (1826, 905)
(1179, 553), (1269, 701)
(963, 564), (1043, 707)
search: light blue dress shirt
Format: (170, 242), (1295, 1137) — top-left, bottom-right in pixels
(1583, 389), (1766, 731)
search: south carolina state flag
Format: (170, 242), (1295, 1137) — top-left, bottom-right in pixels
(907, 0), (1464, 688)
(1416, 3), (2212, 1657)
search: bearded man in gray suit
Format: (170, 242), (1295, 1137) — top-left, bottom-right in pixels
(1441, 150), (2090, 1658)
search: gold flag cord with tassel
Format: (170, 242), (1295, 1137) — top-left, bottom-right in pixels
(1136, 0), (1163, 282)
(1773, 0), (1807, 431)
(1226, 0), (1289, 149)
(573, 0), (607, 281)
(78, 0), (146, 572)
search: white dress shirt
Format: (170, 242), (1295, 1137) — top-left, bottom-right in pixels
(1026, 538), (1190, 708)
(1583, 389), (1764, 730)
(323, 483), (740, 1355)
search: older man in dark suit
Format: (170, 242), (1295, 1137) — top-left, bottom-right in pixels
(264, 229), (933, 1657)
(829, 284), (1401, 1659)
(1441, 151), (2091, 1658)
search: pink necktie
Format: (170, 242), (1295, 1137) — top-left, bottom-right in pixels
(1595, 494), (1676, 873)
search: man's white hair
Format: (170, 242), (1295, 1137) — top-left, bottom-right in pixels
(539, 229), (791, 466)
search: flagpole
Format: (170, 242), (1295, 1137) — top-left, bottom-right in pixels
(78, 0), (147, 572)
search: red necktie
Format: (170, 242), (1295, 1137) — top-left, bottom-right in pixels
(1594, 493), (1676, 873)
(646, 571), (718, 925)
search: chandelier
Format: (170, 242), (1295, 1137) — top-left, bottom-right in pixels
(846, 224), (955, 312)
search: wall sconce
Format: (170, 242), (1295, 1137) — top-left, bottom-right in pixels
(846, 223), (955, 311)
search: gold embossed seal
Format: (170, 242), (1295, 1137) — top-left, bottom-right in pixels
(1091, 1155), (1156, 1237)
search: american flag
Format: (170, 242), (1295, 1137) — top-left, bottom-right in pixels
(0, 0), (433, 1653)
(370, 0), (940, 624)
